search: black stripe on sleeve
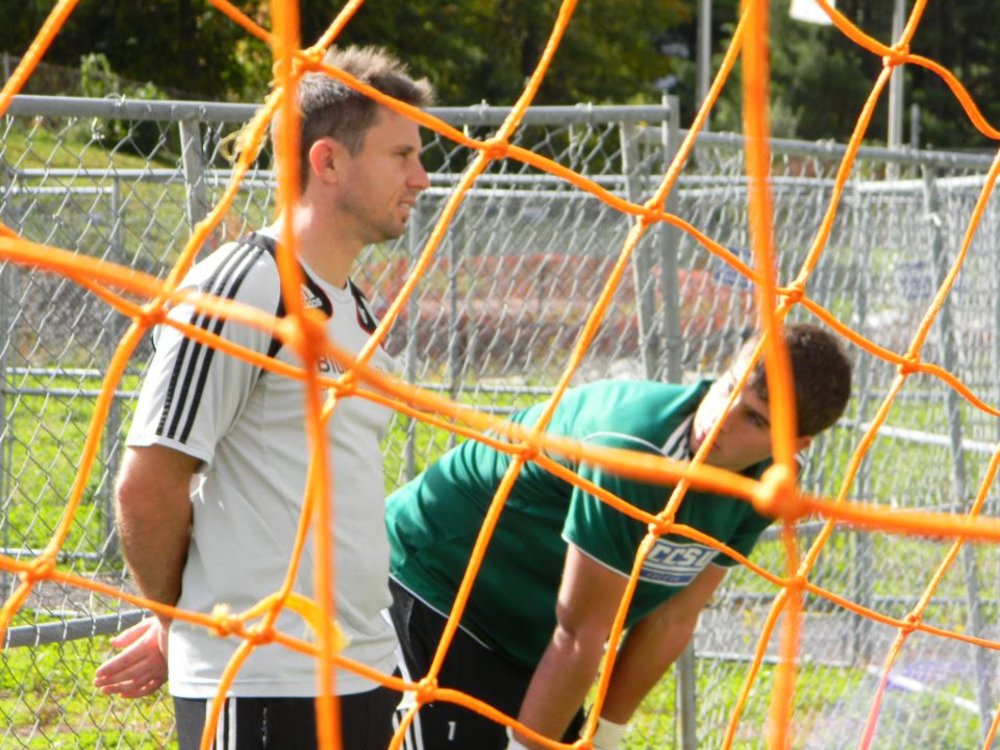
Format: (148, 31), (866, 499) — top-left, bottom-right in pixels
(155, 240), (267, 442)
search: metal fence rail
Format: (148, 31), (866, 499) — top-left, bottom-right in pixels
(2, 94), (998, 749)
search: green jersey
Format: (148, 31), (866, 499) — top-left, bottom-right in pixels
(386, 379), (773, 668)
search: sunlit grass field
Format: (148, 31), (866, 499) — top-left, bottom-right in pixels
(3, 370), (992, 748)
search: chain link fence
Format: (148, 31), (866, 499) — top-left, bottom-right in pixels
(1, 94), (998, 748)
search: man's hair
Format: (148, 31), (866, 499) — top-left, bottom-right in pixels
(737, 323), (852, 437)
(291, 45), (434, 187)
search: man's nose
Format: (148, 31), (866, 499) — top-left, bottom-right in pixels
(409, 161), (430, 190)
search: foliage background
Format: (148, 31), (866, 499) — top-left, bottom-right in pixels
(2, 1), (999, 150)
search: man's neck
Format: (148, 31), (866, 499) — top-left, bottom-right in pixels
(264, 204), (362, 289)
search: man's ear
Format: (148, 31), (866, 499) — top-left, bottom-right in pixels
(794, 435), (813, 453)
(307, 137), (344, 186)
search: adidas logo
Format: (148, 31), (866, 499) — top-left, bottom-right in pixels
(301, 285), (324, 309)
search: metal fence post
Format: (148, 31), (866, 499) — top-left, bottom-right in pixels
(102, 177), (124, 557)
(996, 190), (1000, 631)
(621, 120), (660, 380)
(923, 166), (993, 740)
(654, 94), (698, 750)
(658, 96), (683, 385)
(622, 99), (697, 745)
(848, 182), (874, 665)
(0, 268), (22, 568)
(0, 172), (11, 594)
(179, 117), (211, 252)
(0, 156), (24, 585)
(405, 203), (421, 482)
(446, 215), (463, 450)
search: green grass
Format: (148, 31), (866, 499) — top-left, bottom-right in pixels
(625, 658), (982, 749)
(6, 370), (999, 746)
(1, 119), (153, 173)
(2, 374), (137, 561)
(626, 660), (867, 749)
(0, 371), (543, 747)
(5, 362), (998, 746)
(0, 377), (996, 750)
(2, 116), (273, 306)
(0, 635), (174, 749)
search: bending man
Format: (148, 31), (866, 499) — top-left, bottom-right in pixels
(386, 323), (852, 750)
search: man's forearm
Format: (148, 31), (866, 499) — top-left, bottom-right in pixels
(115, 447), (196, 611)
(514, 623), (605, 749)
(118, 495), (191, 609)
(600, 613), (696, 723)
(601, 565), (727, 724)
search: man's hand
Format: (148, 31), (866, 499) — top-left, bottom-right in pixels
(93, 617), (168, 698)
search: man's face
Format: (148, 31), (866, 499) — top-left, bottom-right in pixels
(690, 374), (784, 471)
(335, 106), (429, 244)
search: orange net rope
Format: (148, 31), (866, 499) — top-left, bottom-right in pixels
(2, 1), (1000, 749)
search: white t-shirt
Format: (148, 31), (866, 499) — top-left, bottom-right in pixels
(127, 232), (399, 697)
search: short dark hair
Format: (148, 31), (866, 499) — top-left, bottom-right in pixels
(293, 45), (434, 187)
(737, 323), (852, 437)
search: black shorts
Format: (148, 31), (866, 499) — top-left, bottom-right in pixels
(388, 578), (583, 750)
(173, 683), (398, 750)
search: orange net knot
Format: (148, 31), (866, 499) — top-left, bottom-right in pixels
(751, 464), (806, 521)
(298, 46), (325, 70)
(210, 603), (242, 638)
(901, 612), (922, 634)
(882, 43), (910, 69)
(481, 137), (509, 162)
(244, 622), (275, 647)
(415, 676), (438, 705)
(787, 574), (808, 595)
(649, 518), (674, 537)
(897, 355), (920, 376)
(335, 369), (359, 397)
(276, 316), (303, 353)
(19, 555), (55, 584)
(270, 51), (310, 85)
(637, 203), (660, 228)
(779, 283), (805, 305)
(519, 440), (541, 464)
(137, 302), (167, 330)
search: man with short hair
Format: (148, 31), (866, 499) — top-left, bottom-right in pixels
(385, 323), (852, 750)
(94, 45), (434, 750)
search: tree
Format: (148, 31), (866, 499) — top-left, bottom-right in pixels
(1, 0), (264, 100)
(3, 1), (688, 106)
(319, 0), (690, 106)
(5, 1), (999, 150)
(699, 0), (1000, 150)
